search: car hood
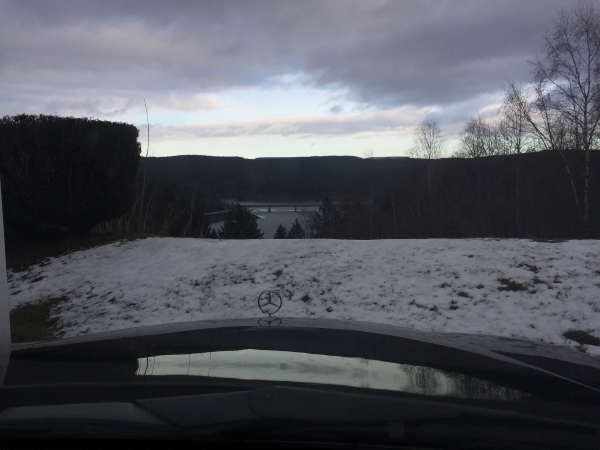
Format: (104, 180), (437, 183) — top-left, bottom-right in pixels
(4, 316), (600, 395)
(1, 317), (600, 448)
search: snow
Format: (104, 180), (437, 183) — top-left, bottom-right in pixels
(7, 238), (600, 355)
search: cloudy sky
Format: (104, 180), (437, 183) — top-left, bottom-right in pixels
(0, 0), (574, 158)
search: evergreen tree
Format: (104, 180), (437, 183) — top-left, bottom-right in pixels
(287, 218), (306, 239)
(217, 204), (264, 239)
(309, 198), (371, 239)
(310, 197), (338, 238)
(274, 223), (288, 239)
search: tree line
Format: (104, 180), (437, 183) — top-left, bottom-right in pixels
(407, 2), (600, 238)
(145, 2), (600, 241)
(2, 3), (598, 244)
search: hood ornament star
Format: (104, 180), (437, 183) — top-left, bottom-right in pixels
(258, 290), (282, 316)
(257, 290), (282, 327)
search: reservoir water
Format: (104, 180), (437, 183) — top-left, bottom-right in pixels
(211, 202), (319, 239)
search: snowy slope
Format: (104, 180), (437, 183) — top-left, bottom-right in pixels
(7, 238), (600, 354)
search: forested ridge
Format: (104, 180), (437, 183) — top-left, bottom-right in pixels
(139, 155), (410, 200)
(140, 151), (600, 239)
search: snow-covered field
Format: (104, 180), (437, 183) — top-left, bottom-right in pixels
(7, 238), (600, 355)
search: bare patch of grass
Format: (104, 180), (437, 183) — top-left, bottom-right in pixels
(498, 278), (528, 292)
(273, 269), (283, 277)
(409, 299), (428, 309)
(7, 233), (157, 273)
(10, 296), (68, 343)
(517, 263), (539, 273)
(563, 330), (600, 346)
(530, 238), (567, 243)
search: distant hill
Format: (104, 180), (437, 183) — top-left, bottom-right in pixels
(140, 155), (411, 201)
(137, 151), (600, 238)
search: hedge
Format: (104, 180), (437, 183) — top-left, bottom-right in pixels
(0, 114), (140, 241)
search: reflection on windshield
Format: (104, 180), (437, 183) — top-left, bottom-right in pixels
(136, 349), (524, 401)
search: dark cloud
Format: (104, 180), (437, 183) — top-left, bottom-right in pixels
(0, 0), (571, 119)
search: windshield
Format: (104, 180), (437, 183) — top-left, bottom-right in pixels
(1, 1), (600, 448)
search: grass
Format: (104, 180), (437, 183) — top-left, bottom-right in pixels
(517, 263), (539, 273)
(530, 238), (568, 243)
(9, 296), (67, 343)
(7, 233), (157, 342)
(498, 278), (528, 292)
(409, 299), (428, 309)
(6, 232), (157, 273)
(563, 330), (600, 347)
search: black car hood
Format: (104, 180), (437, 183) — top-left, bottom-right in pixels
(1, 317), (600, 448)
(5, 317), (600, 392)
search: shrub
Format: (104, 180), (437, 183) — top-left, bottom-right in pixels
(0, 114), (140, 242)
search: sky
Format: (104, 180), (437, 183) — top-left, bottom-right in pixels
(0, 0), (575, 159)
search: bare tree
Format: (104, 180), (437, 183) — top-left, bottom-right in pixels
(408, 119), (445, 227)
(455, 116), (503, 158)
(453, 116), (507, 235)
(135, 100), (151, 231)
(408, 118), (445, 160)
(500, 82), (534, 237)
(363, 149), (375, 239)
(500, 83), (532, 156)
(528, 1), (600, 234)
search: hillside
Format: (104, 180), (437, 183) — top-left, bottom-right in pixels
(140, 155), (410, 200)
(139, 151), (600, 238)
(8, 237), (600, 356)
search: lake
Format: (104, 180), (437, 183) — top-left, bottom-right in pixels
(212, 202), (319, 239)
